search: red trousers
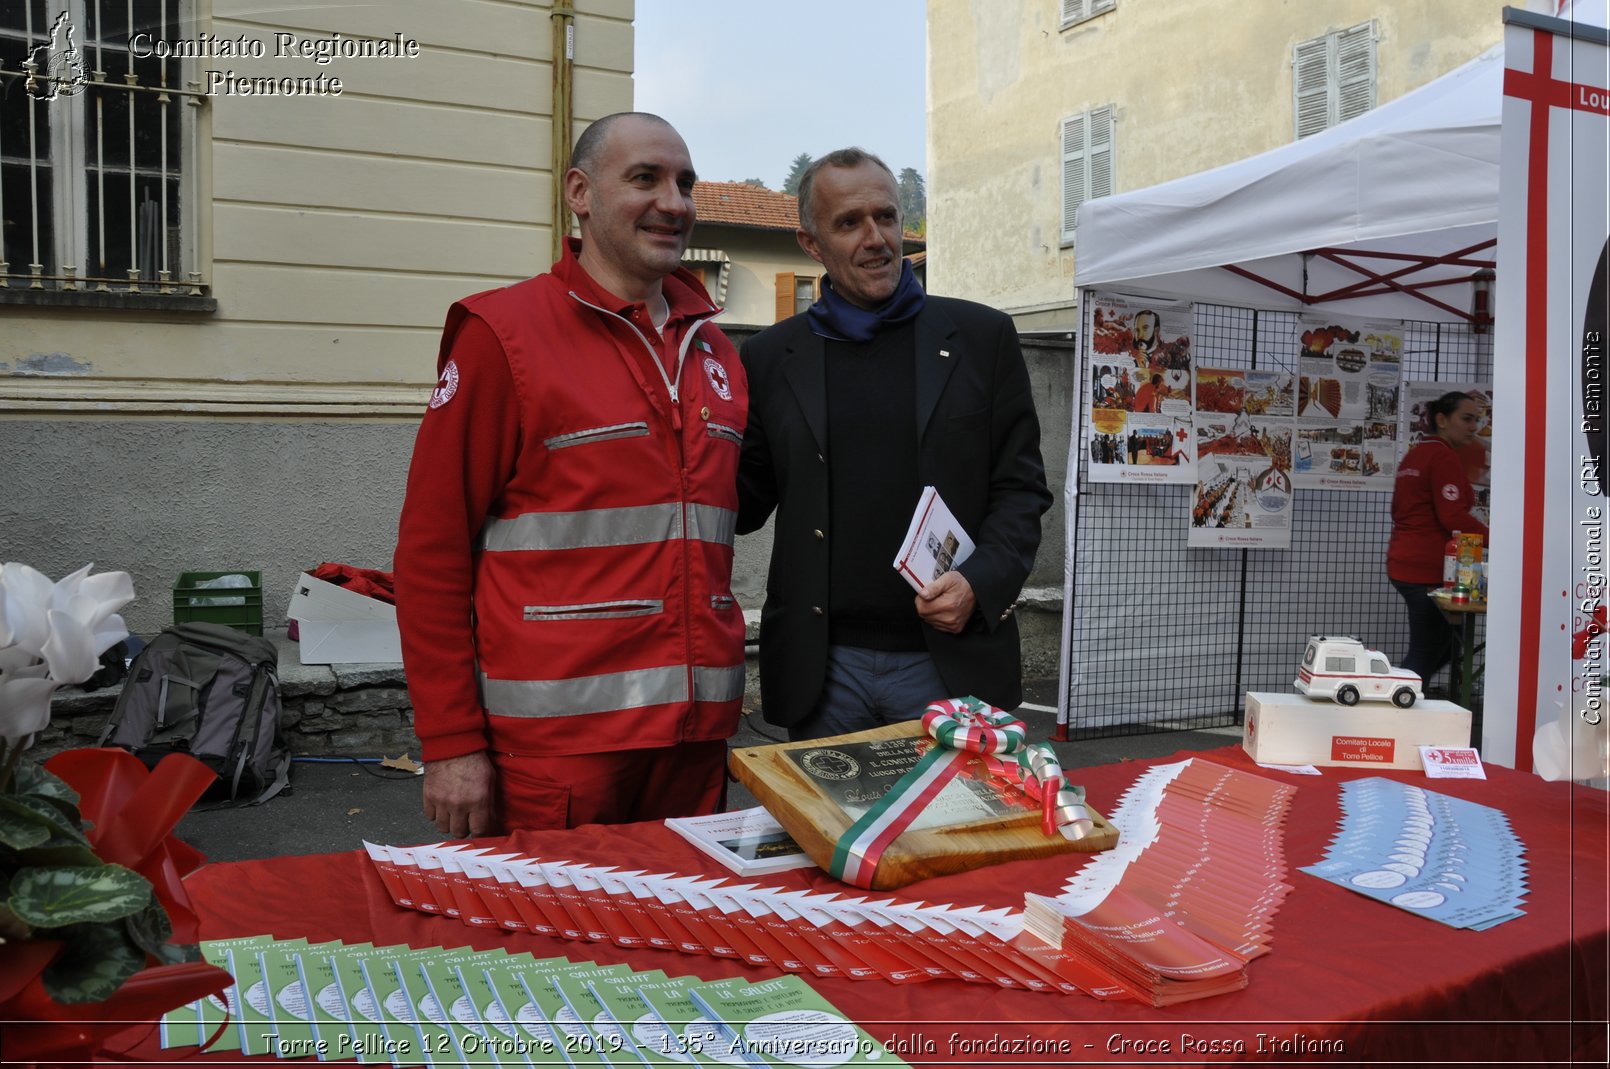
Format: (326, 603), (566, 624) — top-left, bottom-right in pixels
(491, 739), (728, 831)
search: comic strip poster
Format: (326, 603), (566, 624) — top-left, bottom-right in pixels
(1401, 380), (1494, 528)
(1086, 293), (1196, 483)
(1292, 319), (1404, 491)
(1189, 366), (1294, 548)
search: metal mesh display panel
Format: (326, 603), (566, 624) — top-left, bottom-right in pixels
(1063, 302), (1492, 740)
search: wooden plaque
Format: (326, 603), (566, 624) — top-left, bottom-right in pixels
(728, 721), (1118, 890)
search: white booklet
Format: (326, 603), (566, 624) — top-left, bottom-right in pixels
(892, 485), (976, 593)
(664, 806), (817, 875)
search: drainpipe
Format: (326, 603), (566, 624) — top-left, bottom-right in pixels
(551, 0), (576, 264)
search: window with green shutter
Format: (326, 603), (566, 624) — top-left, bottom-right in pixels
(1060, 104), (1114, 245)
(1293, 21), (1377, 139)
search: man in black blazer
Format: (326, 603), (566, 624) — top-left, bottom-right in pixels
(737, 148), (1053, 740)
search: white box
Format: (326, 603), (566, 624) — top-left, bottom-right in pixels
(287, 573), (402, 665)
(1242, 691), (1471, 770)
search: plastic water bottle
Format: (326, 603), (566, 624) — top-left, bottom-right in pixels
(1443, 531), (1461, 589)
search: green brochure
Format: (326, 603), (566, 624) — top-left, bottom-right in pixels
(586, 972), (716, 1067)
(157, 990), (199, 1050)
(476, 960), (577, 1068)
(689, 975), (910, 1069)
(416, 946), (513, 1066)
(389, 952), (471, 1066)
(492, 960), (632, 1069)
(360, 945), (446, 1068)
(442, 957), (536, 1069)
(633, 982), (749, 1069)
(297, 942), (373, 1060)
(327, 943), (410, 1065)
(552, 969), (669, 1067)
(256, 940), (338, 1059)
(233, 938), (307, 1058)
(196, 934), (279, 1053)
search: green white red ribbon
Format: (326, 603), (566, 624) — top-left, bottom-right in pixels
(827, 697), (1094, 887)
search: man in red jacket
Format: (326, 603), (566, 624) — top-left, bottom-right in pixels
(394, 113), (748, 838)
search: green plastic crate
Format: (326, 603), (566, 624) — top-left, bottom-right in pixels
(173, 570), (264, 635)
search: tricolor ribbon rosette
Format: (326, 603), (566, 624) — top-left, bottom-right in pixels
(827, 697), (1095, 887)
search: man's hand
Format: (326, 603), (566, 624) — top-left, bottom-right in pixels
(917, 571), (977, 634)
(423, 751), (496, 839)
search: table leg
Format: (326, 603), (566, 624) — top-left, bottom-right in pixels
(1463, 613), (1480, 748)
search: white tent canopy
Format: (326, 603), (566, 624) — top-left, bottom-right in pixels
(1074, 45), (1504, 323)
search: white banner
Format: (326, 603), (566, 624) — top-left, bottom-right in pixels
(1489, 10), (1609, 770)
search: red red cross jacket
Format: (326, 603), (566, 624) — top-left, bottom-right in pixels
(395, 241), (748, 762)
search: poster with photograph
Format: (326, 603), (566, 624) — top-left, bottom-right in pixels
(1401, 380), (1494, 528)
(1189, 366), (1293, 548)
(1292, 319), (1404, 491)
(1087, 293), (1196, 483)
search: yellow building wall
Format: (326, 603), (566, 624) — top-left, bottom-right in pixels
(0, 0), (634, 419)
(691, 226), (821, 329)
(926, 0), (1503, 332)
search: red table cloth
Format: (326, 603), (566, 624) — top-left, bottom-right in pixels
(124, 747), (1610, 1064)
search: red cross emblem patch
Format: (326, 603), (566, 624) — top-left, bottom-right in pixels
(704, 356), (732, 401)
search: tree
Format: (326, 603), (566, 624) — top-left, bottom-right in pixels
(897, 168), (926, 232)
(782, 152), (813, 196)
(738, 177), (768, 188)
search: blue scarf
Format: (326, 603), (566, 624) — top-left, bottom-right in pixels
(806, 260), (926, 343)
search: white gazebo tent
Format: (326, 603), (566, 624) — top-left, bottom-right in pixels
(1058, 45), (1505, 749)
(1073, 44), (1502, 324)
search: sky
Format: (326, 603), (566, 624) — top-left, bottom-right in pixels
(633, 0), (928, 190)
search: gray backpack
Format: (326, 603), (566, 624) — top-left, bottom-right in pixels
(99, 621), (290, 804)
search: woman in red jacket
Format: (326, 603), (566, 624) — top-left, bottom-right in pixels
(1387, 391), (1489, 685)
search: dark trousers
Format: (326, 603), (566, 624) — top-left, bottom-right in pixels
(1392, 579), (1457, 685)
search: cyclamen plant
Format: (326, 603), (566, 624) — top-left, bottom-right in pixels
(0, 562), (168, 1004)
(0, 565), (230, 1065)
(0, 561), (134, 767)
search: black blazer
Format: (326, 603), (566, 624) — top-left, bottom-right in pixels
(737, 296), (1053, 728)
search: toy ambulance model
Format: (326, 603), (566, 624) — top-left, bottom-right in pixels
(1294, 636), (1422, 708)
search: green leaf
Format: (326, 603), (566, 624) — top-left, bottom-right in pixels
(0, 805), (51, 850)
(0, 793), (87, 850)
(41, 923), (146, 1004)
(9, 864), (154, 928)
(123, 895), (173, 958)
(15, 836), (102, 869)
(10, 759), (81, 807)
(0, 900), (31, 941)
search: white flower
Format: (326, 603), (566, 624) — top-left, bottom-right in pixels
(0, 563), (135, 749)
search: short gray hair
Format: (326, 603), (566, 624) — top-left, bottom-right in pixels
(572, 112), (675, 175)
(797, 148), (897, 236)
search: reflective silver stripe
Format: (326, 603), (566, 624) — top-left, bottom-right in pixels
(482, 665), (688, 718)
(706, 422), (743, 445)
(483, 503), (681, 551)
(693, 664), (746, 703)
(524, 599), (664, 621)
(483, 502), (737, 551)
(544, 422), (649, 450)
(685, 503), (737, 547)
(709, 595), (735, 610)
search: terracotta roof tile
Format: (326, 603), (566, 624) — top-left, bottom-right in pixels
(693, 181), (800, 231)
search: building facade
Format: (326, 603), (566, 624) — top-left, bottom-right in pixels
(686, 181), (821, 328)
(0, 0), (633, 632)
(925, 0), (1502, 333)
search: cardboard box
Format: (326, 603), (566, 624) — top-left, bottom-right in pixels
(287, 573), (402, 665)
(1242, 691), (1471, 770)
